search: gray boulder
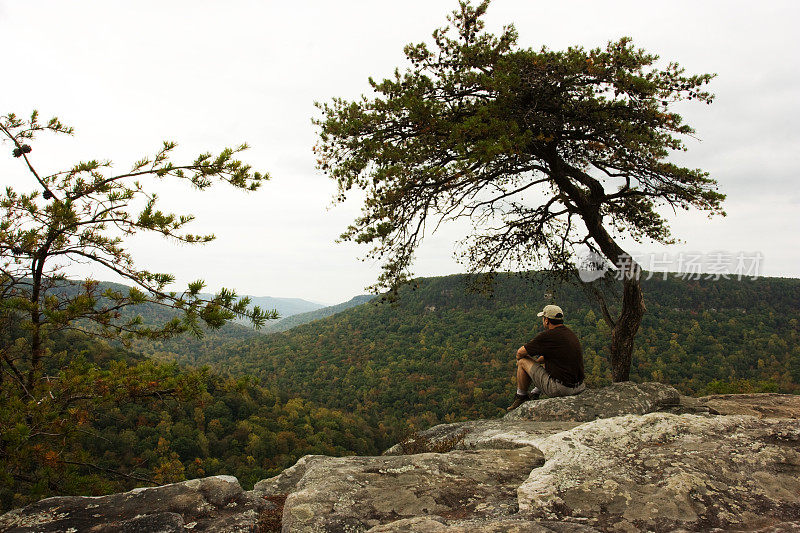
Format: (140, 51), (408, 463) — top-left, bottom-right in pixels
(697, 393), (800, 419)
(282, 447), (545, 533)
(384, 420), (579, 455)
(504, 381), (682, 422)
(384, 382), (710, 456)
(365, 516), (600, 532)
(252, 454), (330, 497)
(0, 475), (272, 533)
(282, 386), (800, 532)
(517, 412), (800, 531)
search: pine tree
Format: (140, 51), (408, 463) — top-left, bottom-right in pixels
(315, 1), (723, 380)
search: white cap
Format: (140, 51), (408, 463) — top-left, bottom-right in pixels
(537, 304), (564, 320)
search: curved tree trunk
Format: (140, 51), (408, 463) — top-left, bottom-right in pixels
(609, 266), (646, 382)
(550, 157), (648, 382)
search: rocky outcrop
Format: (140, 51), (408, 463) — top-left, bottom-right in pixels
(383, 382), (702, 456)
(278, 411), (800, 532)
(3, 384), (799, 533)
(253, 454), (330, 498)
(504, 381), (685, 422)
(280, 447), (545, 532)
(383, 420), (580, 455)
(697, 393), (800, 419)
(365, 517), (600, 532)
(0, 476), (272, 533)
(516, 413), (800, 532)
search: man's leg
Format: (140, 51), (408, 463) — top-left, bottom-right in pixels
(516, 359), (532, 394)
(517, 360), (541, 399)
(521, 359), (584, 398)
(507, 357), (539, 411)
(518, 358), (555, 397)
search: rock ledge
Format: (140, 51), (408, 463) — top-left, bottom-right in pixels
(0, 475), (272, 533)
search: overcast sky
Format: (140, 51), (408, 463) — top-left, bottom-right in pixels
(2, 0), (798, 305)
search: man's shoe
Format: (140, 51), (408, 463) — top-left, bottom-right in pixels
(506, 394), (529, 411)
(528, 391), (541, 401)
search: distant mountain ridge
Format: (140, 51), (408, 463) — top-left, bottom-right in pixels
(34, 279), (368, 349)
(198, 293), (325, 322)
(26, 281), (335, 363)
(246, 296), (325, 317)
(263, 294), (375, 333)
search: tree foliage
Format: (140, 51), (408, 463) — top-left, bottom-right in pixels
(315, 0), (724, 380)
(0, 110), (278, 506)
(0, 334), (381, 511)
(0, 110), (277, 390)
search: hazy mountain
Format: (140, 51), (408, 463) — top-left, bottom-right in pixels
(196, 294), (326, 327)
(196, 294), (324, 320)
(263, 294), (375, 333)
(246, 296), (326, 318)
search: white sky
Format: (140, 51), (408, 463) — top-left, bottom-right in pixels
(2, 0), (798, 305)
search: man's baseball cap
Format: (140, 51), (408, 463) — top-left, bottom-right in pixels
(537, 304), (564, 320)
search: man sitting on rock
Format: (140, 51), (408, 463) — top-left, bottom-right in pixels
(507, 304), (586, 411)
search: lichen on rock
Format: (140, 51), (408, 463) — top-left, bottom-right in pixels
(282, 447), (545, 532)
(504, 381), (683, 422)
(516, 412), (800, 531)
(0, 475), (272, 533)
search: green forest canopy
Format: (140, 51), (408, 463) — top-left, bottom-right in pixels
(144, 272), (800, 430)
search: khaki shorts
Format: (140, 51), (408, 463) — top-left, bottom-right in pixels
(525, 360), (585, 398)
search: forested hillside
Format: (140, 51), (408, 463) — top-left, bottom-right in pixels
(147, 273), (800, 432)
(0, 330), (385, 511)
(0, 285), (381, 511)
(30, 280), (265, 361)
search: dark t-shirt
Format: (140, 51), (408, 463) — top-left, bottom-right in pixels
(524, 325), (585, 385)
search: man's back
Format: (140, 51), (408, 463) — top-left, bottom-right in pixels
(524, 325), (584, 385)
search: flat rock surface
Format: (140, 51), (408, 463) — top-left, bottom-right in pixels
(504, 381), (681, 422)
(0, 475), (272, 533)
(251, 454), (329, 497)
(365, 516), (600, 532)
(697, 393), (800, 419)
(384, 420), (579, 455)
(282, 447), (545, 533)
(289, 408), (800, 532)
(517, 412), (800, 532)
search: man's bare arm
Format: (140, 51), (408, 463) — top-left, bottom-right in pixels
(516, 346), (544, 364)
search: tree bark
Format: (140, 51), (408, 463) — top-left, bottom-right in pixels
(27, 305), (43, 391)
(549, 155), (647, 382)
(609, 265), (645, 382)
(27, 254), (45, 391)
